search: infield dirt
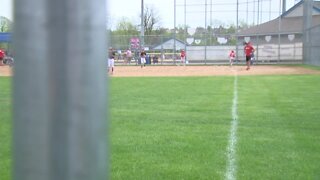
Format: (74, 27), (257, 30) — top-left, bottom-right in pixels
(1, 65), (320, 77)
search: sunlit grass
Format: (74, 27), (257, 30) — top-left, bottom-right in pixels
(1, 72), (320, 179)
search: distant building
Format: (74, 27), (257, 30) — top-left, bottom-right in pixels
(236, 1), (320, 62)
(238, 1), (320, 39)
(152, 38), (186, 51)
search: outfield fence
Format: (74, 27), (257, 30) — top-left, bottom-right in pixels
(109, 0), (320, 66)
(110, 33), (303, 65)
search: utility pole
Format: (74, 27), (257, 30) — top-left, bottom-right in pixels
(174, 0), (176, 64)
(257, 0), (260, 25)
(140, 0), (145, 50)
(205, 0), (207, 64)
(282, 0), (287, 14)
(184, 0), (187, 55)
(246, 0), (248, 25)
(236, 0), (239, 62)
(278, 0), (282, 63)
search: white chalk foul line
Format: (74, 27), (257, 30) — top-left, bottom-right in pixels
(225, 70), (238, 180)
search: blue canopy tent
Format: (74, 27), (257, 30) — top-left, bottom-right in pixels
(0, 32), (11, 42)
(0, 32), (12, 55)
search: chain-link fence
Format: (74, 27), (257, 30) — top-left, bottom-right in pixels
(236, 33), (303, 64)
(305, 24), (320, 66)
(110, 32), (303, 65)
(108, 0), (320, 66)
(110, 34), (185, 65)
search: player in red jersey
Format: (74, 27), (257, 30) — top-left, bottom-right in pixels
(180, 49), (186, 65)
(244, 42), (255, 70)
(229, 50), (236, 66)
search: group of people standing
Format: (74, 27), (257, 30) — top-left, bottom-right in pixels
(107, 48), (149, 74)
(0, 49), (14, 66)
(108, 42), (255, 74)
(229, 42), (255, 70)
(107, 48), (188, 74)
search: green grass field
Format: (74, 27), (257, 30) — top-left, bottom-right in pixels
(1, 70), (320, 179)
(0, 77), (12, 180)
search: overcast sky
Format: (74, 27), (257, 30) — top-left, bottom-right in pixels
(2, 0), (298, 28)
(1, 0), (13, 20)
(108, 0), (298, 28)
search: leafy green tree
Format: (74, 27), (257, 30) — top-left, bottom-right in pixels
(0, 16), (12, 32)
(114, 17), (139, 35)
(111, 18), (139, 50)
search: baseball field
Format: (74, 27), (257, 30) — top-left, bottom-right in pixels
(1, 65), (320, 179)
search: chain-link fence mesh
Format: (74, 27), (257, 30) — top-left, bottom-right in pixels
(110, 32), (303, 65)
(305, 24), (320, 66)
(107, 0), (318, 66)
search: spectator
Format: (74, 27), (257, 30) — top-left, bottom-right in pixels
(152, 55), (159, 64)
(125, 49), (132, 64)
(117, 49), (122, 60)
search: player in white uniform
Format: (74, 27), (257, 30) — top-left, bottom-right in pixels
(140, 50), (146, 68)
(108, 48), (115, 74)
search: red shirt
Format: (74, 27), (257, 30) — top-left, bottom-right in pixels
(180, 51), (186, 58)
(0, 50), (5, 59)
(244, 45), (254, 56)
(229, 51), (235, 58)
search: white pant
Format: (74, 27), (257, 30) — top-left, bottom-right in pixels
(108, 58), (114, 67)
(181, 56), (185, 63)
(230, 57), (235, 64)
(141, 57), (146, 64)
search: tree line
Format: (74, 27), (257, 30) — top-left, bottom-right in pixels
(109, 6), (252, 50)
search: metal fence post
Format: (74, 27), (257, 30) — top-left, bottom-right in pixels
(303, 0), (313, 64)
(140, 0), (145, 50)
(236, 0), (239, 62)
(204, 0), (208, 64)
(13, 0), (108, 179)
(174, 0), (177, 64)
(278, 0), (282, 63)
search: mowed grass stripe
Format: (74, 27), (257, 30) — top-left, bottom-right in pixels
(110, 77), (234, 179)
(237, 75), (320, 179)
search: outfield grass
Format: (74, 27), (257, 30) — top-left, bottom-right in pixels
(110, 77), (234, 179)
(237, 75), (320, 179)
(1, 73), (320, 179)
(110, 75), (320, 179)
(0, 77), (12, 180)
